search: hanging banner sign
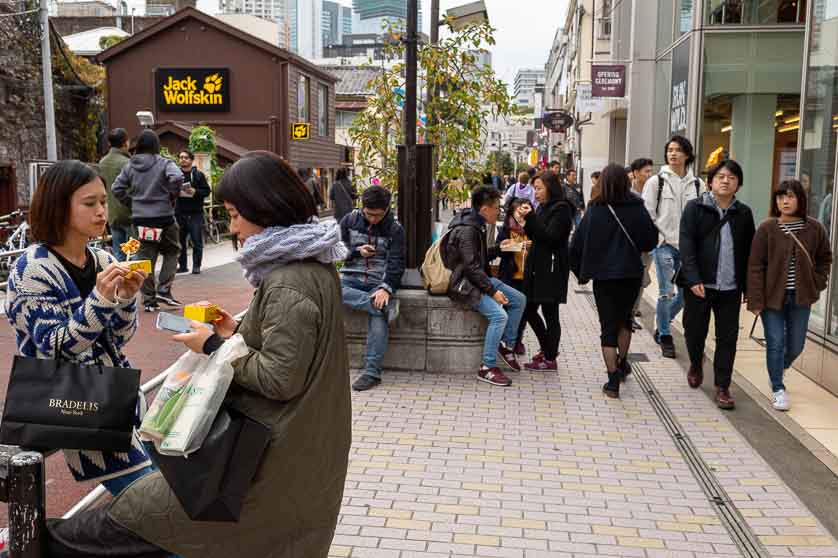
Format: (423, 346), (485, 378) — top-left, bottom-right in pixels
(670, 38), (691, 135)
(542, 111), (574, 133)
(575, 83), (605, 113)
(156, 68), (230, 113)
(591, 64), (626, 98)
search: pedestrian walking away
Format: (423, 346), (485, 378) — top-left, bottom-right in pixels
(678, 159), (756, 410)
(496, 197), (534, 356)
(112, 129), (184, 311)
(520, 170), (574, 371)
(98, 128), (132, 261)
(442, 185), (526, 387)
(642, 135), (705, 359)
(570, 163), (658, 398)
(4, 160), (154, 497)
(747, 179), (833, 411)
(46, 151), (353, 558)
(175, 149), (211, 275)
(563, 168), (585, 228)
(330, 167), (357, 223)
(339, 185), (406, 391)
(503, 171), (538, 209)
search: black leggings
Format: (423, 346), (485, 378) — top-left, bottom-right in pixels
(523, 302), (561, 360)
(593, 278), (641, 347)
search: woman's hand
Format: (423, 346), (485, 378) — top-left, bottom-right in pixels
(212, 308), (238, 339)
(172, 322), (215, 353)
(96, 264), (127, 302)
(116, 269), (148, 301)
(690, 284), (706, 299)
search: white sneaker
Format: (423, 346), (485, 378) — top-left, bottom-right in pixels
(772, 389), (790, 411)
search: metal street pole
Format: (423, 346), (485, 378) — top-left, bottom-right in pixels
(40, 0), (58, 161)
(428, 0), (440, 220)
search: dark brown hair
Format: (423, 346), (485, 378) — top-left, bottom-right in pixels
(30, 160), (105, 245)
(770, 179), (808, 218)
(596, 163), (633, 205)
(533, 171), (566, 204)
(217, 151), (316, 227)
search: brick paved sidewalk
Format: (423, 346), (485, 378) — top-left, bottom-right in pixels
(332, 282), (838, 558)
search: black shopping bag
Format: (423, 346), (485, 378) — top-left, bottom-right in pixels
(0, 342), (141, 452)
(145, 405), (270, 522)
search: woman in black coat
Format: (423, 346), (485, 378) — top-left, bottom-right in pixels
(570, 164), (658, 397)
(519, 171), (574, 370)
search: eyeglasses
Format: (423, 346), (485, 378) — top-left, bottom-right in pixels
(714, 173), (738, 182)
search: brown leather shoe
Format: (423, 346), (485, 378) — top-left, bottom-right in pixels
(716, 387), (735, 410)
(687, 364), (703, 388)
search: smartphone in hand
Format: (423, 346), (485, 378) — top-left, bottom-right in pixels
(155, 312), (211, 334)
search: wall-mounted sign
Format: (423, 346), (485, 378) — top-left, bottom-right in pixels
(542, 111), (574, 133)
(292, 122), (311, 140)
(670, 39), (690, 135)
(156, 68), (230, 113)
(591, 64), (626, 98)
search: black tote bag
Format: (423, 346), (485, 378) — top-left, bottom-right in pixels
(145, 405), (271, 522)
(0, 335), (141, 452)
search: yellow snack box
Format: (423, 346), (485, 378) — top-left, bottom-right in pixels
(126, 260), (152, 273)
(184, 301), (221, 323)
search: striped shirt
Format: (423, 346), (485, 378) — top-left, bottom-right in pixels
(778, 219), (806, 290)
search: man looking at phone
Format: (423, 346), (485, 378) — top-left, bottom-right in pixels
(339, 186), (406, 391)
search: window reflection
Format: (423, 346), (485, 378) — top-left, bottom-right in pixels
(706, 0), (807, 25)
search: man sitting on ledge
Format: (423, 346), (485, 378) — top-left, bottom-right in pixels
(340, 185), (406, 392)
(442, 185), (526, 386)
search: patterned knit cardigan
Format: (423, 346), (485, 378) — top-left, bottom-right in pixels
(4, 244), (151, 483)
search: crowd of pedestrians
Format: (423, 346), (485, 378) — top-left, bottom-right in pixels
(2, 127), (835, 557)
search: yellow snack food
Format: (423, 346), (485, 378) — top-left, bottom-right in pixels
(126, 260), (152, 273)
(184, 301), (221, 323)
(120, 237), (141, 258)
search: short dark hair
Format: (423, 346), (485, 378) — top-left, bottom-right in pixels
(596, 163), (633, 205)
(630, 158), (654, 172)
(549, 160), (560, 168)
(361, 185), (391, 210)
(590, 171), (601, 179)
(771, 179), (808, 218)
(665, 135), (695, 167)
(179, 149), (194, 160)
(707, 158), (744, 188)
(217, 151), (316, 228)
(471, 185), (502, 210)
(527, 167), (537, 178)
(134, 130), (161, 155)
(534, 171), (566, 203)
(108, 128), (128, 149)
(336, 168), (348, 181)
(30, 160), (105, 245)
(566, 168), (577, 176)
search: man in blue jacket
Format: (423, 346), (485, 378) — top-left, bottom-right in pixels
(340, 186), (406, 391)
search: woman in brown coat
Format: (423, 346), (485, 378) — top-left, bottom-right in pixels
(46, 152), (352, 558)
(747, 179), (832, 412)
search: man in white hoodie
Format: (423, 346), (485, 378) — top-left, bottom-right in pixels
(642, 135), (705, 359)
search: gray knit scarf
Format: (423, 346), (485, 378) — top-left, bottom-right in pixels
(236, 219), (348, 287)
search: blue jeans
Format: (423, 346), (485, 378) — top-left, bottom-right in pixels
(761, 291), (811, 392)
(653, 244), (684, 337)
(177, 213), (204, 270)
(341, 277), (389, 379)
(110, 225), (131, 262)
(472, 278), (526, 368)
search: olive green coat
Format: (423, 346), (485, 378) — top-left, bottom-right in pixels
(108, 262), (352, 558)
(98, 148), (132, 228)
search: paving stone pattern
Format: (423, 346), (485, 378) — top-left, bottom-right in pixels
(332, 282), (838, 558)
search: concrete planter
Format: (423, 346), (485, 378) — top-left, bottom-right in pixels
(343, 289), (488, 373)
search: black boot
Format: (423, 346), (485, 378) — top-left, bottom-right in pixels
(617, 356), (632, 382)
(602, 372), (620, 398)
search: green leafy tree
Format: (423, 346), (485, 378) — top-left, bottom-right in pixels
(349, 19), (513, 204)
(99, 35), (126, 50)
(486, 151), (514, 176)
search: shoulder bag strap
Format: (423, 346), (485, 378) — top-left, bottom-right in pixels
(607, 204), (639, 254)
(655, 174), (665, 214)
(787, 229), (815, 268)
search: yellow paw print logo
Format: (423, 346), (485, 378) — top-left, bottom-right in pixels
(203, 73), (223, 94)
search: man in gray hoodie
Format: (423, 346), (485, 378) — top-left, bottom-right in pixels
(112, 130), (184, 311)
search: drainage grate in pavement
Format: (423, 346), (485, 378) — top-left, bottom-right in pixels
(631, 362), (769, 558)
(626, 353), (649, 362)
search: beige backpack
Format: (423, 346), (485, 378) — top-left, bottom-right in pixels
(420, 232), (451, 295)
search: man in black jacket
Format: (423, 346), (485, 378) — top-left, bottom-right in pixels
(679, 159), (756, 410)
(175, 150), (212, 274)
(340, 186), (406, 391)
(442, 186), (526, 387)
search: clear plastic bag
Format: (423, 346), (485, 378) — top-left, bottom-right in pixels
(140, 351), (206, 442)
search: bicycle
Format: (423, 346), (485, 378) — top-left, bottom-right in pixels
(203, 203), (229, 245)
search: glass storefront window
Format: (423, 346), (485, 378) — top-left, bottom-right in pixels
(657, 0), (675, 54)
(705, 0), (807, 25)
(800, 0), (838, 340)
(654, 53), (673, 166)
(679, 0), (695, 35)
(699, 31), (805, 221)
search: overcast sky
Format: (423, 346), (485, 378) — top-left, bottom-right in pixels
(192, 0), (567, 88)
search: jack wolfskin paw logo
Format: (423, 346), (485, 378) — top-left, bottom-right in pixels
(203, 74), (223, 94)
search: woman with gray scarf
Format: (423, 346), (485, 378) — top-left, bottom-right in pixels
(46, 151), (352, 558)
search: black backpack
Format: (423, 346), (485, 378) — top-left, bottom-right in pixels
(655, 173), (702, 214)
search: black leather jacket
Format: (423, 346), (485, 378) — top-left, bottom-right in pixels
(442, 209), (500, 306)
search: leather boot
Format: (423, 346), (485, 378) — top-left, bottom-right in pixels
(687, 363), (703, 388)
(716, 386), (735, 410)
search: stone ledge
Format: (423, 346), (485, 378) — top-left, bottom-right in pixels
(343, 289), (488, 373)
